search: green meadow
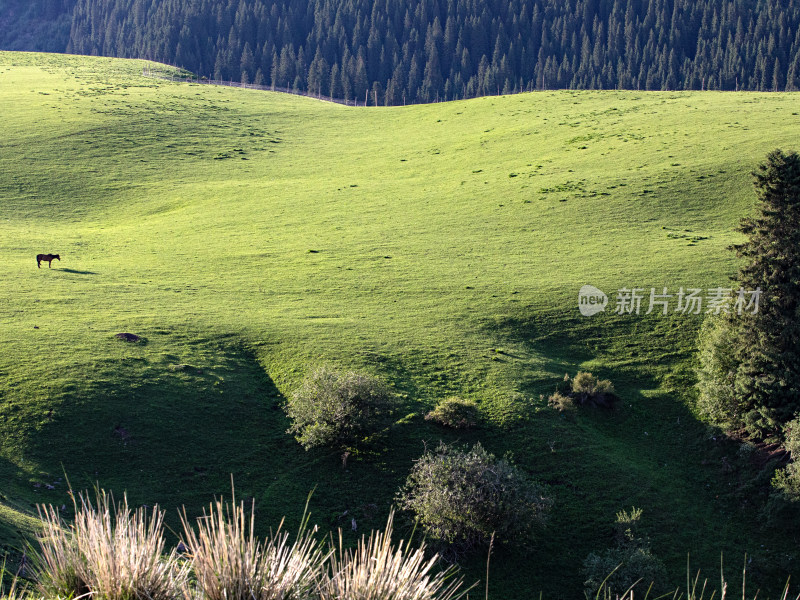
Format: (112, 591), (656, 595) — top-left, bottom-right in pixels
(1, 51), (799, 598)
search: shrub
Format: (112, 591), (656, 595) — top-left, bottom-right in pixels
(180, 497), (327, 600)
(583, 547), (668, 599)
(547, 391), (575, 413)
(582, 508), (667, 598)
(424, 397), (480, 428)
(572, 371), (615, 397)
(771, 463), (800, 503)
(696, 314), (741, 429)
(285, 367), (393, 450)
(396, 442), (551, 555)
(319, 510), (471, 600)
(784, 415), (800, 457)
(32, 490), (188, 600)
(550, 372), (616, 409)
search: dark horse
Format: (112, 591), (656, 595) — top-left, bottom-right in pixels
(37, 253), (60, 268)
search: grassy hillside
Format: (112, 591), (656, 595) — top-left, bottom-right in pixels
(1, 51), (799, 598)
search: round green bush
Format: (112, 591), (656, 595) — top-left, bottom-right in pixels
(285, 367), (392, 450)
(396, 442), (550, 554)
(582, 507), (667, 598)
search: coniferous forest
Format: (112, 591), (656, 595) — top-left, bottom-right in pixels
(3, 0), (800, 104)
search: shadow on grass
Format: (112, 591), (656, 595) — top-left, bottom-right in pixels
(471, 307), (800, 594)
(58, 268), (98, 275)
(486, 308), (702, 394)
(21, 338), (320, 538)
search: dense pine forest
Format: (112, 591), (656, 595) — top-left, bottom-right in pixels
(5, 0), (800, 104)
(0, 0), (75, 52)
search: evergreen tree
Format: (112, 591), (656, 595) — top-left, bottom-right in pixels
(697, 150), (800, 438)
(732, 150), (800, 436)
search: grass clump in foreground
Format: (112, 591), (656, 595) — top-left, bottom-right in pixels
(0, 562), (26, 600)
(179, 493), (327, 600)
(33, 489), (188, 600)
(30, 486), (471, 600)
(590, 558), (800, 600)
(319, 511), (469, 600)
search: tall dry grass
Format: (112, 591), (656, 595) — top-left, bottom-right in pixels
(30, 486), (469, 600)
(179, 494), (327, 600)
(32, 502), (88, 599)
(318, 511), (471, 600)
(32, 489), (188, 600)
(589, 556), (800, 600)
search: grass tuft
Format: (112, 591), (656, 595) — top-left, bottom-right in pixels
(32, 489), (188, 600)
(319, 510), (472, 600)
(179, 492), (327, 600)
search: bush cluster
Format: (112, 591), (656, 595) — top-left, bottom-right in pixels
(549, 372), (616, 409)
(572, 371), (613, 394)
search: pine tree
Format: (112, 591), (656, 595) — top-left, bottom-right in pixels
(697, 150), (800, 438)
(732, 150), (800, 436)
(354, 55), (369, 103)
(240, 42), (254, 75)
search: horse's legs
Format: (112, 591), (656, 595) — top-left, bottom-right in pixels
(37, 259), (41, 268)
(48, 260), (52, 268)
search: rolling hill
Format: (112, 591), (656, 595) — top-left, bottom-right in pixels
(1, 51), (799, 598)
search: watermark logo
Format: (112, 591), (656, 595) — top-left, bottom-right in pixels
(578, 286), (762, 317)
(578, 285), (609, 316)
